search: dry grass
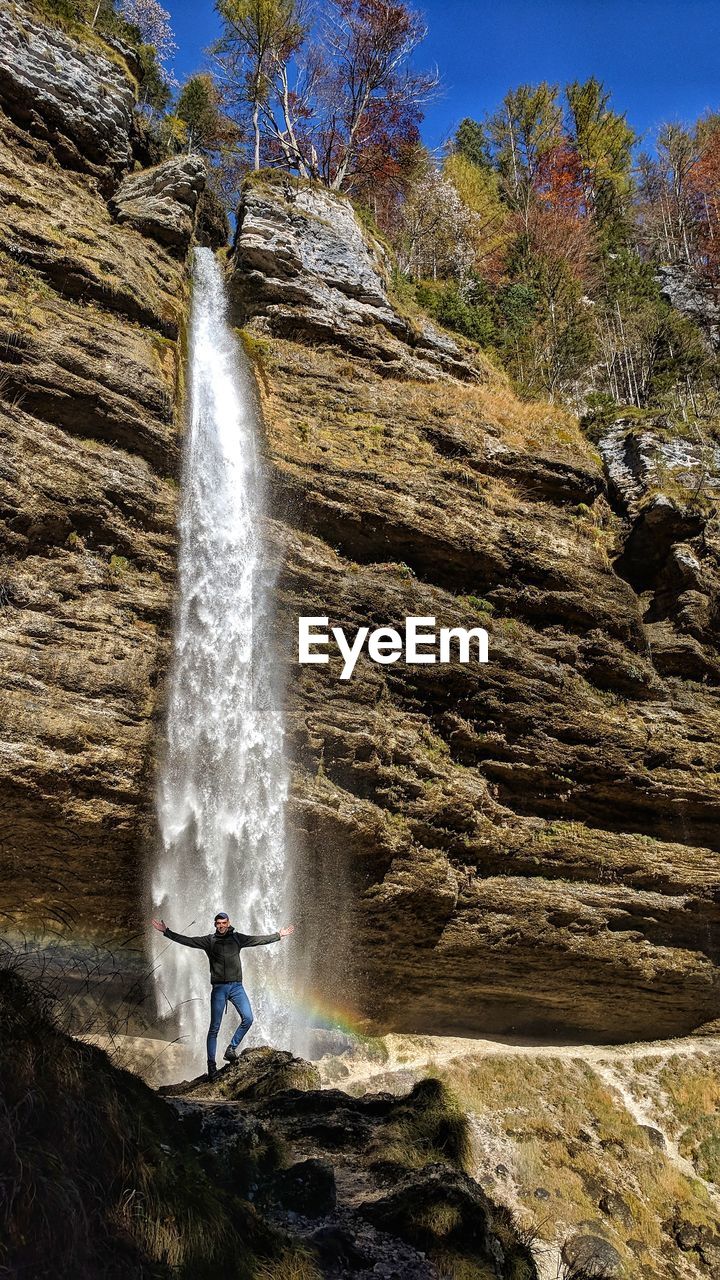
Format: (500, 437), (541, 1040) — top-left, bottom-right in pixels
(261, 336), (598, 485)
(435, 1052), (720, 1279)
(369, 1076), (472, 1173)
(656, 1053), (720, 1182)
(254, 1248), (323, 1280)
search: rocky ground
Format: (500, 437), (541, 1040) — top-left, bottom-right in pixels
(3, 956), (546, 1280)
(87, 1024), (720, 1278)
(163, 1045), (538, 1280)
(315, 1031), (720, 1279)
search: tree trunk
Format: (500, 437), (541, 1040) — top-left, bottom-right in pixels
(253, 101), (261, 172)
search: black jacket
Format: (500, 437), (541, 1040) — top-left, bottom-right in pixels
(163, 924), (280, 985)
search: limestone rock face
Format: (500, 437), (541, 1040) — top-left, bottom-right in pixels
(110, 155), (211, 253)
(0, 2), (134, 190)
(230, 175), (720, 1044)
(0, 4), (193, 945)
(658, 263), (720, 349)
(230, 174), (477, 380)
(1, 0), (719, 1049)
(599, 418), (720, 679)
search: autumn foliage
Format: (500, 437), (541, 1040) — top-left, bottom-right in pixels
(115, 0), (720, 415)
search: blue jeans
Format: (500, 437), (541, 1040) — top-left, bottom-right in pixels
(206, 981), (254, 1064)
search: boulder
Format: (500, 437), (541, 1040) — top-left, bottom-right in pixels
(639, 1125), (666, 1150)
(562, 1233), (623, 1277)
(110, 155), (209, 253)
(359, 1162), (535, 1275)
(229, 173), (478, 381)
(163, 1046), (321, 1101)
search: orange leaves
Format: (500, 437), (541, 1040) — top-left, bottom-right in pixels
(526, 203), (596, 289)
(535, 143), (586, 219)
(687, 125), (720, 280)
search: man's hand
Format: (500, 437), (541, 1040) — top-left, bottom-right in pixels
(279, 924), (295, 938)
(152, 918), (167, 933)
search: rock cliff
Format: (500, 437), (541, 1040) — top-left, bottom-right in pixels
(230, 172), (720, 1044)
(0, 2), (214, 950)
(0, 3), (718, 1049)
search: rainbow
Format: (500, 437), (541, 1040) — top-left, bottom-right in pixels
(262, 977), (372, 1040)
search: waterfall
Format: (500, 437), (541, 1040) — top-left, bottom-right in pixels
(150, 247), (294, 1070)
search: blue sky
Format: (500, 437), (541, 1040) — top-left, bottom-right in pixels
(168, 0), (720, 154)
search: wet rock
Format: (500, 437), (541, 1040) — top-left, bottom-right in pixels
(110, 155), (209, 253)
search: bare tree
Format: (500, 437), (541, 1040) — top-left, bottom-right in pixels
(318, 0), (438, 190)
(214, 0), (309, 172)
(214, 0), (438, 189)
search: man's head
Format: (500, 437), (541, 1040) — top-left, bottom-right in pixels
(214, 912), (231, 934)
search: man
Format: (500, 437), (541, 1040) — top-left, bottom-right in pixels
(152, 911), (294, 1080)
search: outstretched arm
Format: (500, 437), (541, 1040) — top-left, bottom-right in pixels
(152, 919), (212, 950)
(237, 924), (295, 947)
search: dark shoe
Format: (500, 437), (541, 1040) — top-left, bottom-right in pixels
(207, 1061), (218, 1081)
(223, 1045), (239, 1063)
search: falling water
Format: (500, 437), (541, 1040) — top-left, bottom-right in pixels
(151, 247), (293, 1070)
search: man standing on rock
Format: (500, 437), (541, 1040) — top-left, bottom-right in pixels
(152, 912), (294, 1080)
